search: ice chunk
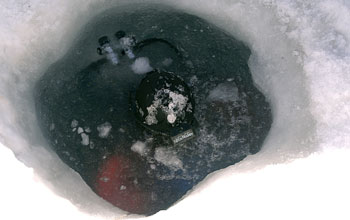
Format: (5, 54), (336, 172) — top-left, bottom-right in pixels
(77, 127), (84, 134)
(131, 141), (148, 156)
(130, 57), (153, 74)
(97, 122), (112, 138)
(208, 82), (239, 102)
(71, 119), (78, 128)
(80, 133), (89, 146)
(162, 58), (173, 66)
(154, 147), (183, 170)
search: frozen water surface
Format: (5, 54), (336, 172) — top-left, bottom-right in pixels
(0, 0), (350, 219)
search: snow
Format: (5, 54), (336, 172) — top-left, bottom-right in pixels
(0, 0), (349, 220)
(131, 57), (153, 74)
(97, 122), (112, 138)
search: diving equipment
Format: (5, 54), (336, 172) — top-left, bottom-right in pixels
(97, 36), (119, 65)
(115, 30), (137, 59)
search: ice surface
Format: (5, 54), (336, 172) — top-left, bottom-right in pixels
(0, 0), (350, 220)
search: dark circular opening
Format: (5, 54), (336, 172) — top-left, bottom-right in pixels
(34, 4), (272, 216)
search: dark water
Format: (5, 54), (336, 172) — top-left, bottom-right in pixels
(35, 5), (272, 216)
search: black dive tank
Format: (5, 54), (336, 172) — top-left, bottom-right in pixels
(135, 70), (195, 144)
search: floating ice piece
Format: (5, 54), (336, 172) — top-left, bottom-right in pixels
(84, 127), (91, 133)
(80, 133), (89, 146)
(154, 147), (183, 170)
(208, 82), (239, 102)
(131, 141), (148, 156)
(71, 119), (78, 128)
(130, 57), (153, 74)
(162, 58), (173, 66)
(77, 127), (84, 134)
(97, 122), (112, 138)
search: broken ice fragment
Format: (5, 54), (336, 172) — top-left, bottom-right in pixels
(208, 82), (239, 102)
(71, 119), (78, 128)
(131, 141), (148, 156)
(84, 127), (91, 133)
(81, 133), (89, 146)
(97, 122), (112, 138)
(154, 147), (183, 170)
(77, 127), (84, 134)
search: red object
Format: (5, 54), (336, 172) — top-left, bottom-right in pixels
(95, 154), (151, 214)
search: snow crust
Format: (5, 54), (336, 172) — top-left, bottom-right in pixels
(0, 0), (349, 220)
